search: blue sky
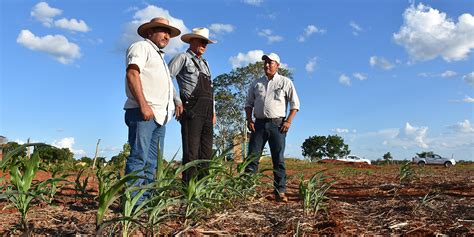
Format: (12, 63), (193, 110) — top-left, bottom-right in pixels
(1, 0), (473, 161)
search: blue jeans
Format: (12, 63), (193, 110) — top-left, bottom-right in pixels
(246, 119), (287, 193)
(124, 108), (166, 201)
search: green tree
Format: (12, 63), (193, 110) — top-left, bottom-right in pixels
(32, 145), (74, 165)
(301, 135), (350, 161)
(109, 143), (130, 172)
(301, 135), (326, 161)
(383, 152), (393, 163)
(79, 156), (93, 166)
(213, 61), (292, 153)
(326, 135), (350, 158)
(2, 142), (27, 159)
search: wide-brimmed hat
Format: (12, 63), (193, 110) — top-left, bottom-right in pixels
(262, 53), (280, 64)
(181, 27), (216, 44)
(137, 17), (181, 38)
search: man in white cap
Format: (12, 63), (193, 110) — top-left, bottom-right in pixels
(123, 17), (181, 201)
(168, 27), (216, 183)
(245, 53), (300, 202)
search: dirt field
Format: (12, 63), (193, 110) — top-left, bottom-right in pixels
(1, 160), (473, 235)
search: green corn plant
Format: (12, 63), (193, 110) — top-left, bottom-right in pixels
(145, 187), (180, 235)
(299, 171), (335, 217)
(39, 164), (71, 204)
(75, 168), (90, 200)
(4, 147), (43, 232)
(398, 162), (416, 185)
(95, 165), (140, 230)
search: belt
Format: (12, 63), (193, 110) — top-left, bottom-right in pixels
(256, 117), (284, 123)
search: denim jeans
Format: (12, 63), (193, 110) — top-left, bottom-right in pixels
(124, 108), (166, 202)
(246, 119), (287, 193)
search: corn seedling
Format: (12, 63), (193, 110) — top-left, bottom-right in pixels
(398, 162), (416, 185)
(40, 164), (71, 204)
(75, 168), (91, 200)
(413, 190), (440, 213)
(96, 165), (140, 230)
(299, 171), (335, 217)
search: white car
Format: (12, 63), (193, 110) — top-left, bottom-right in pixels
(337, 155), (371, 165)
(412, 153), (456, 167)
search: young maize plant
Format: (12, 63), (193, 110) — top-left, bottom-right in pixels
(74, 168), (90, 201)
(95, 165), (140, 230)
(39, 164), (71, 204)
(398, 162), (416, 185)
(299, 171), (335, 217)
(1, 144), (60, 232)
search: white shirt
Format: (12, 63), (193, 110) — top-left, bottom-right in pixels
(124, 39), (175, 125)
(245, 72), (300, 119)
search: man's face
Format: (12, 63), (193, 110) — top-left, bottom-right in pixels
(263, 58), (279, 76)
(189, 38), (208, 57)
(148, 27), (170, 49)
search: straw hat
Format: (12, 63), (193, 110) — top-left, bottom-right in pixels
(137, 17), (181, 38)
(262, 53), (280, 64)
(181, 27), (216, 44)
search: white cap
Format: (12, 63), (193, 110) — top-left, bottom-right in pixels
(262, 53), (280, 64)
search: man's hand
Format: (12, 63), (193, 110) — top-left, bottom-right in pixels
(140, 104), (154, 120)
(247, 120), (255, 132)
(279, 121), (291, 133)
(175, 104), (183, 120)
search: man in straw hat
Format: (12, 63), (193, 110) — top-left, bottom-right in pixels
(168, 27), (216, 183)
(123, 17), (181, 202)
(245, 53), (300, 202)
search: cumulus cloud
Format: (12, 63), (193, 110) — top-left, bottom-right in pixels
(353, 72), (368, 80)
(258, 29), (283, 43)
(339, 74), (351, 86)
(440, 70), (457, 78)
(17, 29), (81, 64)
(350, 21), (363, 36)
(31, 2), (62, 27)
(463, 72), (474, 86)
(298, 25), (326, 42)
(448, 120), (474, 133)
(120, 5), (188, 55)
(463, 96), (474, 103)
(54, 18), (90, 32)
(397, 122), (429, 149)
(209, 23), (234, 36)
(305, 57), (317, 73)
(332, 128), (351, 133)
(229, 49), (264, 68)
(52, 137), (86, 156)
(369, 56), (395, 70)
(243, 0), (263, 6)
(394, 3), (474, 62)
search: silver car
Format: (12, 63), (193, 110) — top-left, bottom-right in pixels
(412, 153), (456, 167)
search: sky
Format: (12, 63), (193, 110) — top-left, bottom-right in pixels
(1, 0), (473, 161)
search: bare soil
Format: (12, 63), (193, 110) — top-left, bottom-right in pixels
(0, 161), (473, 235)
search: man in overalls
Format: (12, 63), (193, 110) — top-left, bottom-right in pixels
(168, 27), (216, 183)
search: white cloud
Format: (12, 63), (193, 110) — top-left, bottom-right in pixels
(243, 0), (263, 6)
(463, 96), (474, 103)
(339, 74), (351, 86)
(353, 72), (367, 80)
(209, 23), (234, 35)
(448, 120), (474, 133)
(17, 29), (81, 64)
(52, 137), (86, 156)
(298, 25), (326, 42)
(397, 122), (429, 149)
(463, 72), (474, 86)
(394, 3), (474, 62)
(350, 21), (363, 36)
(229, 49), (264, 68)
(369, 56), (395, 70)
(54, 18), (90, 32)
(332, 128), (350, 133)
(258, 29), (283, 43)
(440, 70), (457, 78)
(305, 57), (317, 73)
(31, 2), (62, 27)
(120, 5), (189, 55)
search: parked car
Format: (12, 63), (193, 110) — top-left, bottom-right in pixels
(336, 155), (371, 165)
(412, 153), (455, 167)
